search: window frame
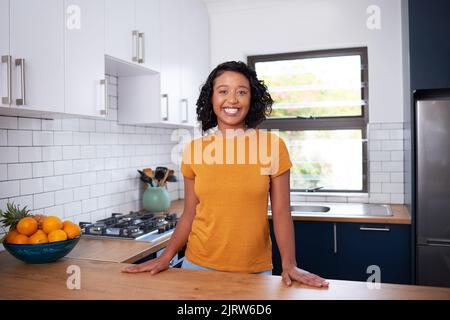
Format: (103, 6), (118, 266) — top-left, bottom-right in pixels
(248, 47), (369, 193)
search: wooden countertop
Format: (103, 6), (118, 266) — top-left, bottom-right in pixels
(175, 199), (411, 225)
(0, 253), (448, 300)
(287, 204), (411, 225)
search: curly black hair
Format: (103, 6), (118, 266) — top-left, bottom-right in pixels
(196, 61), (273, 134)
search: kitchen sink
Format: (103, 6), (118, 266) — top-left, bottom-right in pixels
(290, 205), (330, 213)
(268, 202), (393, 217)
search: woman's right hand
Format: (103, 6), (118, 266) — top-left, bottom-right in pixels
(121, 255), (172, 275)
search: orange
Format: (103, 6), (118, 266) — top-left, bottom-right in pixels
(29, 230), (49, 244)
(9, 234), (29, 244)
(48, 229), (67, 243)
(5, 229), (20, 244)
(17, 217), (38, 236)
(42, 216), (63, 234)
(63, 223), (81, 239)
(62, 220), (75, 229)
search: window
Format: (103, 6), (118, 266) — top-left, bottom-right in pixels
(248, 47), (368, 192)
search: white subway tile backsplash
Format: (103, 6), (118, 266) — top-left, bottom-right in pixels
(95, 120), (110, 133)
(34, 192), (55, 209)
(8, 195), (33, 210)
(73, 186), (90, 201)
(8, 163), (32, 180)
(63, 145), (81, 160)
(54, 132), (73, 145)
(381, 140), (403, 151)
(90, 184), (105, 198)
(382, 183), (404, 193)
(20, 178), (44, 195)
(43, 176), (64, 192)
(19, 147), (42, 162)
(33, 131), (54, 146)
(0, 164), (6, 181)
(0, 180), (20, 198)
(0, 116), (18, 129)
(80, 145), (96, 159)
(73, 132), (90, 145)
(90, 132), (105, 145)
(64, 201), (82, 218)
(79, 119), (96, 132)
(7, 130), (32, 146)
(54, 160), (73, 175)
(18, 118), (41, 130)
(82, 198), (98, 213)
(0, 147), (19, 163)
(390, 172), (404, 183)
(370, 172), (390, 183)
(32, 162), (54, 178)
(55, 189), (74, 205)
(390, 193), (405, 204)
(61, 119), (80, 132)
(0, 130), (7, 145)
(391, 151), (404, 161)
(44, 205), (65, 219)
(369, 193), (391, 204)
(382, 161), (404, 172)
(73, 159), (90, 173)
(381, 123), (403, 129)
(42, 119), (62, 131)
(63, 174), (82, 189)
(369, 151), (390, 161)
(81, 172), (96, 186)
(42, 146), (62, 161)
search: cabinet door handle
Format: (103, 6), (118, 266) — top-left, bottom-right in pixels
(359, 227), (390, 232)
(100, 79), (108, 116)
(426, 239), (450, 246)
(1, 55), (12, 105)
(333, 223), (337, 254)
(161, 94), (169, 121)
(181, 98), (188, 123)
(138, 32), (145, 64)
(132, 30), (139, 62)
(15, 58), (26, 105)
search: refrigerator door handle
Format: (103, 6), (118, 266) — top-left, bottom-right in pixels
(426, 239), (450, 247)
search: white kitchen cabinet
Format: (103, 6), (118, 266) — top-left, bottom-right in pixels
(105, 0), (135, 64)
(181, 0), (210, 128)
(64, 0), (107, 117)
(7, 0), (65, 113)
(135, 0), (160, 71)
(159, 0), (182, 125)
(0, 0), (10, 108)
(116, 0), (209, 127)
(106, 0), (160, 71)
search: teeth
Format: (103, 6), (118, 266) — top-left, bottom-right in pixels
(223, 108), (239, 114)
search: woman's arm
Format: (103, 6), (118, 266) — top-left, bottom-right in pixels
(122, 177), (199, 273)
(270, 170), (329, 288)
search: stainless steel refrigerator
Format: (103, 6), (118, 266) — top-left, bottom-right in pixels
(416, 94), (450, 287)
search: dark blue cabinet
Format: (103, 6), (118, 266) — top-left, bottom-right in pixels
(409, 0), (450, 90)
(337, 223), (411, 284)
(270, 220), (411, 284)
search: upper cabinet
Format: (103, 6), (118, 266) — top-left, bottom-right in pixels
(117, 0), (209, 127)
(409, 0), (450, 90)
(1, 0), (65, 114)
(106, 0), (160, 71)
(0, 0), (10, 108)
(181, 0), (210, 127)
(64, 0), (107, 117)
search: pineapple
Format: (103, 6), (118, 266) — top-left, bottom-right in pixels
(0, 202), (31, 230)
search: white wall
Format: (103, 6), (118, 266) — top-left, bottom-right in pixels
(206, 0), (405, 123)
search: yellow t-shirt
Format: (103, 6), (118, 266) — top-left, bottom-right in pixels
(180, 128), (292, 273)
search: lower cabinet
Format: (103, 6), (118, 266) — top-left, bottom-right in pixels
(269, 220), (411, 284)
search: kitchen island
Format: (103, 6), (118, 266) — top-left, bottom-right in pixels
(0, 252), (449, 300)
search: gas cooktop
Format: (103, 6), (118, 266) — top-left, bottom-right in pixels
(79, 210), (178, 243)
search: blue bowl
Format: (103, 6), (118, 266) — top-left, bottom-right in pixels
(3, 236), (81, 264)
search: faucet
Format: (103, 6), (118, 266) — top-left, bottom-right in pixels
(305, 186), (324, 192)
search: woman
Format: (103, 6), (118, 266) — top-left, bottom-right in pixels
(122, 61), (329, 288)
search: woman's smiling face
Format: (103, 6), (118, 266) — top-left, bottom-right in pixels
(212, 71), (251, 131)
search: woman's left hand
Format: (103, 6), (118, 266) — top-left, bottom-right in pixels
(282, 265), (329, 288)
